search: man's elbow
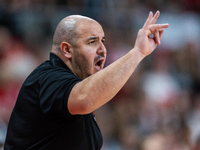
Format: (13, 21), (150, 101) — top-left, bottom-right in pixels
(68, 95), (94, 115)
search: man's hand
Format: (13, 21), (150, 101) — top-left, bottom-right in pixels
(134, 11), (169, 57)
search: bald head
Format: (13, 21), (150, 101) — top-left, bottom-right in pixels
(52, 15), (97, 52)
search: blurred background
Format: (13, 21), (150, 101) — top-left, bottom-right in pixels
(0, 0), (200, 150)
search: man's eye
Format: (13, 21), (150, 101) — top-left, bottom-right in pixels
(89, 41), (95, 45)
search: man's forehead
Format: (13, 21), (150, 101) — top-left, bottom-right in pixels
(76, 19), (105, 37)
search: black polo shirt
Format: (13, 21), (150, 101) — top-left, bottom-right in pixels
(5, 53), (103, 150)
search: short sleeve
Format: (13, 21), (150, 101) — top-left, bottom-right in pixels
(39, 69), (81, 119)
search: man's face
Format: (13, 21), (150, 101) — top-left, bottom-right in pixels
(71, 19), (106, 79)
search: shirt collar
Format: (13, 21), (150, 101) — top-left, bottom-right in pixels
(49, 52), (70, 70)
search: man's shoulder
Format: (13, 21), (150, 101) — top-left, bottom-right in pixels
(33, 60), (79, 83)
(32, 60), (71, 77)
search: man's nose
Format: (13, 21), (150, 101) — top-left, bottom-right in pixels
(97, 43), (106, 57)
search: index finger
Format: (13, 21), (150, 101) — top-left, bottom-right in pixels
(149, 24), (169, 32)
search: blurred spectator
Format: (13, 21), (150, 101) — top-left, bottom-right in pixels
(184, 0), (200, 12)
(192, 136), (200, 150)
(187, 94), (200, 145)
(141, 132), (169, 150)
(141, 51), (181, 106)
(0, 26), (38, 131)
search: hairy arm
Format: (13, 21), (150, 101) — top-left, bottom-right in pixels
(68, 11), (169, 115)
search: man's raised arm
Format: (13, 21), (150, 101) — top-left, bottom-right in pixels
(68, 11), (169, 115)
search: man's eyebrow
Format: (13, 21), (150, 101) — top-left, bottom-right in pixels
(88, 37), (98, 41)
(88, 36), (105, 41)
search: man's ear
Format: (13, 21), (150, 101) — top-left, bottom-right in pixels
(60, 42), (73, 58)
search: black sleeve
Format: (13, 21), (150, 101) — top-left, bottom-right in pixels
(39, 69), (82, 119)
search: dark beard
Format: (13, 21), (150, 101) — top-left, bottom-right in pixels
(72, 50), (92, 79)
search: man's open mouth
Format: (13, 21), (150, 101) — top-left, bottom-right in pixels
(95, 58), (104, 70)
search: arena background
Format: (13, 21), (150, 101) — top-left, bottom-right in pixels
(0, 0), (200, 149)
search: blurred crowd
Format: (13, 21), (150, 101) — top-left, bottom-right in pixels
(0, 0), (200, 150)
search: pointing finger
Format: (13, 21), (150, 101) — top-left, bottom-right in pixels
(149, 24), (169, 33)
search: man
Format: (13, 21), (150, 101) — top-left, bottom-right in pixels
(5, 11), (169, 149)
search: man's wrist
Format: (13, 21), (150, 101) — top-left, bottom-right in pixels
(131, 47), (146, 62)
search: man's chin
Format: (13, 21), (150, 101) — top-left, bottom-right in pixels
(81, 73), (92, 79)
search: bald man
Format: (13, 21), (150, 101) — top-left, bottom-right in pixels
(5, 12), (169, 150)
